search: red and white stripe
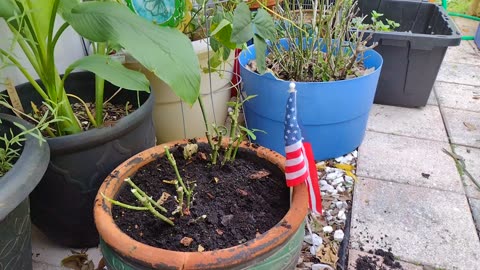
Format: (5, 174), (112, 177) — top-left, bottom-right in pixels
(285, 140), (309, 187)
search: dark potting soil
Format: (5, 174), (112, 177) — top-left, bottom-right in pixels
(71, 101), (134, 131)
(34, 101), (133, 135)
(355, 249), (403, 270)
(112, 142), (290, 252)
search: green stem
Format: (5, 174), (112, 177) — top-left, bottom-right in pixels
(131, 190), (174, 226)
(177, 187), (184, 216)
(101, 192), (149, 211)
(0, 48), (48, 101)
(46, 0), (60, 81)
(197, 96), (213, 149)
(164, 147), (188, 192)
(125, 178), (167, 212)
(66, 94), (97, 127)
(58, 90), (83, 135)
(6, 24), (42, 77)
(95, 43), (107, 125)
(51, 22), (70, 50)
(231, 135), (243, 161)
(164, 147), (192, 208)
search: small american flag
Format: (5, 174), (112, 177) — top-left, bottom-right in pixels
(284, 82), (322, 215)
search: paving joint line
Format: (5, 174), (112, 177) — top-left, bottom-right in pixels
(365, 129), (449, 144)
(435, 80), (480, 88)
(452, 143), (480, 150)
(440, 105), (480, 114)
(444, 60), (480, 67)
(354, 174), (466, 196)
(435, 84), (480, 241)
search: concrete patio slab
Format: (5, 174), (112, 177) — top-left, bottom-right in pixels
(435, 81), (480, 112)
(452, 17), (480, 37)
(32, 226), (102, 270)
(442, 107), (480, 148)
(347, 249), (422, 270)
(453, 145), (480, 200)
(349, 177), (480, 270)
(437, 62), (480, 86)
(470, 198), (480, 234)
(357, 131), (464, 193)
(426, 90), (437, 106)
(444, 40), (480, 66)
(367, 105), (448, 142)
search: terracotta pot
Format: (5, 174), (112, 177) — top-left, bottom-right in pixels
(94, 139), (308, 270)
(248, 0), (279, 10)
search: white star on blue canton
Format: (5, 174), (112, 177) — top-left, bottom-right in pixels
(287, 130), (291, 133)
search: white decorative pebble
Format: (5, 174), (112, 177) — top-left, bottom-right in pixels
(321, 184), (334, 192)
(312, 263), (335, 270)
(310, 245), (318, 255)
(353, 150), (358, 158)
(325, 167), (336, 173)
(319, 180), (328, 186)
(335, 201), (345, 209)
(326, 171), (342, 180)
(304, 233), (323, 246)
(331, 177), (344, 186)
(323, 226), (333, 233)
(336, 185), (346, 193)
(328, 189), (338, 195)
(334, 230), (345, 242)
(338, 210), (347, 220)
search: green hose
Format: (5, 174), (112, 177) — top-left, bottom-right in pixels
(448, 12), (480, 22)
(441, 0), (479, 40)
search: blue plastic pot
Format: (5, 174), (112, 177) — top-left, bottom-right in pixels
(239, 40), (383, 160)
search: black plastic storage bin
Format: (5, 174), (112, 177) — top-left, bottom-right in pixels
(357, 0), (461, 107)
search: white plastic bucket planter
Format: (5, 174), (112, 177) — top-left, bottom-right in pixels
(126, 39), (234, 143)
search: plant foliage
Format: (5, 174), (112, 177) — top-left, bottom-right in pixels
(0, 0), (200, 136)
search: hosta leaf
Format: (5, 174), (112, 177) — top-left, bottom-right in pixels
(64, 2), (200, 105)
(64, 54), (150, 92)
(0, 0), (17, 18)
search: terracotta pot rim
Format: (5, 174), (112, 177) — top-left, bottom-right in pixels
(94, 138), (308, 269)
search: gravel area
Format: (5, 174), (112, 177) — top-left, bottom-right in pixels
(296, 150), (357, 270)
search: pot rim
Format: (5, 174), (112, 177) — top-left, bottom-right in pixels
(94, 138), (308, 269)
(239, 38), (384, 85)
(0, 113), (50, 220)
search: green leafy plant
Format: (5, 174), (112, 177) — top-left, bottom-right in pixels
(178, 0), (266, 72)
(0, 106), (58, 176)
(352, 10), (400, 32)
(0, 0), (200, 136)
(243, 0), (377, 82)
